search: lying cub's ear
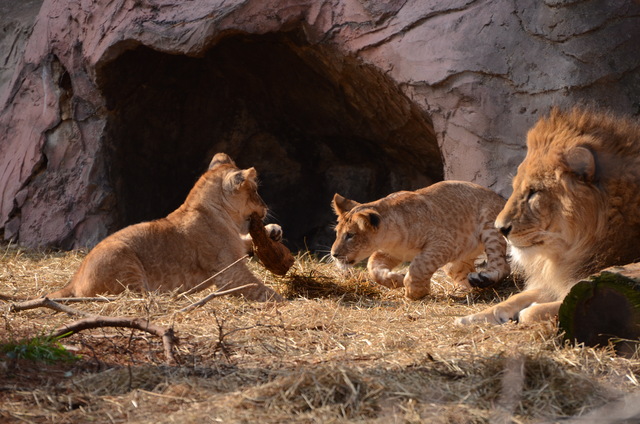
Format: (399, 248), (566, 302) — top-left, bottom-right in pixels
(208, 153), (236, 170)
(332, 193), (361, 215)
(224, 168), (258, 192)
(243, 167), (258, 183)
(564, 146), (595, 182)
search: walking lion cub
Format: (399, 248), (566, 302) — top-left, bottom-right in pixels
(47, 153), (283, 302)
(331, 181), (510, 299)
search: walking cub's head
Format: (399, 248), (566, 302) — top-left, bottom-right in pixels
(330, 193), (381, 267)
(188, 152), (268, 221)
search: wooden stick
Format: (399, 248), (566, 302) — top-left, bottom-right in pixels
(0, 293), (22, 302)
(51, 316), (178, 364)
(179, 283), (258, 313)
(43, 297), (118, 303)
(178, 254), (250, 298)
(8, 297), (93, 317)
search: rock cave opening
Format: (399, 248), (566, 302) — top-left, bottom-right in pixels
(96, 30), (443, 252)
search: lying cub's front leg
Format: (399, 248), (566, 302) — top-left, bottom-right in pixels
(367, 251), (403, 289)
(241, 223), (283, 253)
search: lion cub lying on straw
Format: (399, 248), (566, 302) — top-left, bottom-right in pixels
(47, 153), (283, 301)
(331, 181), (510, 299)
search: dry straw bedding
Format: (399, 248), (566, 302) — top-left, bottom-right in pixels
(1, 244), (640, 423)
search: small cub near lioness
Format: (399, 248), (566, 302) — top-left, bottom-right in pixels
(331, 181), (510, 299)
(47, 153), (283, 302)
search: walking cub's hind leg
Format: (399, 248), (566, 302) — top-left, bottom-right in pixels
(468, 224), (509, 288)
(444, 251), (479, 291)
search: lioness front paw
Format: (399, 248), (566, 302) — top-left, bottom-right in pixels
(456, 306), (517, 325)
(265, 224), (283, 242)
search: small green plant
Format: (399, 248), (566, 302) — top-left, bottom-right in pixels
(1, 333), (79, 363)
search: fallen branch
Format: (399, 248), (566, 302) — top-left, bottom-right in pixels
(9, 297), (178, 364)
(179, 283), (258, 313)
(0, 293), (23, 302)
(178, 254), (250, 298)
(44, 296), (118, 303)
(51, 316), (178, 364)
(8, 297), (94, 317)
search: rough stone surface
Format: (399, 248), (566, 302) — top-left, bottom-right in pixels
(0, 0), (43, 102)
(0, 0), (639, 251)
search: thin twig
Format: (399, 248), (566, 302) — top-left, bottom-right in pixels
(0, 293), (22, 302)
(9, 297), (178, 364)
(51, 316), (178, 364)
(179, 284), (258, 313)
(8, 297), (94, 317)
(45, 297), (118, 303)
(178, 254), (250, 298)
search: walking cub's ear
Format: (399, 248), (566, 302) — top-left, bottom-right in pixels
(208, 152), (236, 170)
(352, 209), (381, 231)
(332, 193), (361, 216)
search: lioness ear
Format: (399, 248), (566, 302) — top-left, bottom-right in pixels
(564, 146), (595, 182)
(332, 193), (361, 215)
(208, 153), (236, 170)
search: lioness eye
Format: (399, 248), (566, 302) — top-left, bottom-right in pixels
(526, 189), (538, 201)
(345, 232), (354, 241)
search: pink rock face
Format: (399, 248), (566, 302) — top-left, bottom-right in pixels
(0, 0), (639, 250)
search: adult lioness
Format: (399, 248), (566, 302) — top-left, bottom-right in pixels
(458, 107), (640, 325)
(331, 181), (510, 299)
(47, 153), (283, 302)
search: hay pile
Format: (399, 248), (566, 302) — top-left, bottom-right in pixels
(2, 244), (640, 423)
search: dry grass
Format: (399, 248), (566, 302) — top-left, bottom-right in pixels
(2, 243), (640, 423)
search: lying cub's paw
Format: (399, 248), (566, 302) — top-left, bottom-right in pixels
(243, 285), (284, 302)
(265, 224), (283, 242)
(467, 272), (496, 289)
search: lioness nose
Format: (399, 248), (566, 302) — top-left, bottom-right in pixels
(498, 224), (512, 237)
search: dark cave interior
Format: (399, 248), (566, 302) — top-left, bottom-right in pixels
(97, 31), (443, 251)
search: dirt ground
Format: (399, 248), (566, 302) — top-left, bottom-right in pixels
(2, 244), (640, 423)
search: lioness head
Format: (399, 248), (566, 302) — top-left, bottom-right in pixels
(495, 108), (606, 268)
(330, 193), (381, 266)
